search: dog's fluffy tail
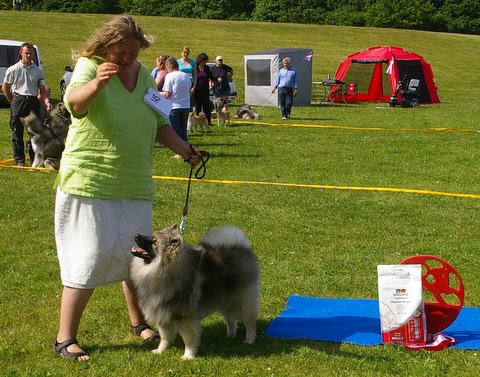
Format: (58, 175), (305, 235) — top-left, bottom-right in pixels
(201, 226), (251, 249)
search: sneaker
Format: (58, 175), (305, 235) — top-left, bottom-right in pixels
(17, 162), (25, 167)
(282, 116), (287, 120)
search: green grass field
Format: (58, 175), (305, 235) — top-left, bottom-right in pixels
(1, 10), (480, 377)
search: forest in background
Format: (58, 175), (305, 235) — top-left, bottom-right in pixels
(1, 0), (479, 35)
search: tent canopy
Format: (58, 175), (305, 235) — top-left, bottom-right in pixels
(332, 46), (440, 103)
(244, 48), (313, 106)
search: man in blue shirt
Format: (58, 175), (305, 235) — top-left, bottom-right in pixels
(271, 57), (298, 120)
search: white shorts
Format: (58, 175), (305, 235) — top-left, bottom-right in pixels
(55, 188), (152, 289)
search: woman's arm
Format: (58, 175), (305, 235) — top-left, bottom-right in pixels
(191, 60), (197, 94)
(156, 124), (201, 165)
(67, 61), (118, 115)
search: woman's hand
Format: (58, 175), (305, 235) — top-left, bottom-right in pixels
(96, 62), (119, 89)
(183, 145), (204, 167)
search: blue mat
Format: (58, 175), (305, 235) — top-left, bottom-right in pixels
(265, 295), (480, 350)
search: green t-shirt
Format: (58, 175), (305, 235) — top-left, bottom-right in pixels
(56, 57), (166, 200)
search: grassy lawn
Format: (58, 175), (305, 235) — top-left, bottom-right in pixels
(0, 10), (480, 377)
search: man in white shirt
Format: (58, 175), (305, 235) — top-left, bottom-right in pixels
(2, 42), (52, 166)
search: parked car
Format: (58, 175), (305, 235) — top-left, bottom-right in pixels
(0, 39), (43, 105)
(59, 62), (237, 102)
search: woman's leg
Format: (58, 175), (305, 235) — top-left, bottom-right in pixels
(192, 92), (201, 115)
(201, 91), (212, 125)
(169, 109), (188, 142)
(56, 286), (94, 361)
(122, 280), (158, 340)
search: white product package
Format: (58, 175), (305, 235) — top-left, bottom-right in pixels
(377, 264), (427, 345)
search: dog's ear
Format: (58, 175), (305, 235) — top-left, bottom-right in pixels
(21, 111), (43, 132)
(166, 233), (182, 258)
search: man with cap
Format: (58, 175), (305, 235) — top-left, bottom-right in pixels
(210, 55), (233, 102)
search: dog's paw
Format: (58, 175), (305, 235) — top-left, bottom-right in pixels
(244, 331), (257, 344)
(152, 341), (170, 354)
(244, 335), (256, 344)
(181, 352), (196, 361)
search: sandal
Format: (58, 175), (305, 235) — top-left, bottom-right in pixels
(130, 322), (160, 342)
(54, 338), (88, 361)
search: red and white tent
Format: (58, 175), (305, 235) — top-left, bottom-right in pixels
(331, 46), (440, 103)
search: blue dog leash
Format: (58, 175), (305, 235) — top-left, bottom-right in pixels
(180, 145), (210, 233)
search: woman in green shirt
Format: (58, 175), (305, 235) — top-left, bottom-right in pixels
(53, 16), (202, 362)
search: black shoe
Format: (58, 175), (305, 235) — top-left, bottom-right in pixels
(130, 323), (160, 342)
(54, 338), (89, 361)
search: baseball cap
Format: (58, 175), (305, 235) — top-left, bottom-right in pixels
(215, 56), (223, 61)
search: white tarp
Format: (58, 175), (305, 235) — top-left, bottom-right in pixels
(244, 48), (313, 107)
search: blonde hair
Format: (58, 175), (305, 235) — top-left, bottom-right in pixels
(81, 16), (151, 59)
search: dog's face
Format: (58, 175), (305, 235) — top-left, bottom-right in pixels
(196, 112), (209, 126)
(132, 224), (182, 263)
(214, 98), (228, 112)
(47, 103), (70, 138)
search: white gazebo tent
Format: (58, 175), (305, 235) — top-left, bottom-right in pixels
(244, 48), (313, 106)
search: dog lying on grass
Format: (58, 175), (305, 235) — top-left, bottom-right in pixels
(236, 104), (260, 120)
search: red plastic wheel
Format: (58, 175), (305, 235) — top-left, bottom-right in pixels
(401, 255), (464, 335)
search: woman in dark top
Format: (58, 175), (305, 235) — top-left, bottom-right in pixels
(193, 53), (215, 125)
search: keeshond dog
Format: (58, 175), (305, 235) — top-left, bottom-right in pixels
(235, 103), (260, 120)
(21, 103), (70, 169)
(130, 224), (260, 360)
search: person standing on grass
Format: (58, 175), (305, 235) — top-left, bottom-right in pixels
(160, 57), (192, 145)
(177, 46), (197, 90)
(13, 0), (22, 11)
(2, 42), (53, 167)
(271, 57), (298, 120)
(210, 55), (233, 105)
(151, 54), (169, 91)
(53, 15), (203, 362)
(193, 52), (215, 126)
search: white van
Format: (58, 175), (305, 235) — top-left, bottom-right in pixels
(0, 39), (43, 104)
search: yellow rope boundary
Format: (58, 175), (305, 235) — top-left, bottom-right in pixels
(153, 175), (480, 200)
(2, 119), (479, 200)
(2, 160), (478, 199)
(234, 120), (480, 133)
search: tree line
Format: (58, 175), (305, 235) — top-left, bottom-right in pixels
(2, 0), (479, 35)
